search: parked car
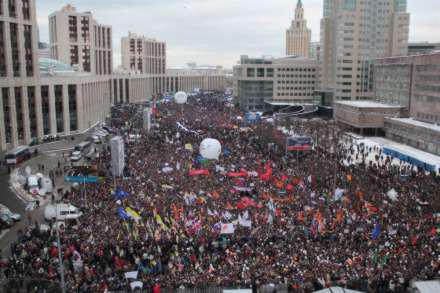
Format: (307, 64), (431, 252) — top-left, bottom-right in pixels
(0, 205), (22, 222)
(0, 214), (13, 228)
(44, 204), (83, 221)
(70, 151), (82, 162)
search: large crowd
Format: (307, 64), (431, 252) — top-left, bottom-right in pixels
(2, 94), (439, 292)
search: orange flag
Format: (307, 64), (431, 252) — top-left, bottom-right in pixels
(336, 209), (344, 223)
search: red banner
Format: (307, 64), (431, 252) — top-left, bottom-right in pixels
(189, 169), (210, 176)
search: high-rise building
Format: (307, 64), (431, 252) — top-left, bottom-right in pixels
(48, 4), (112, 75)
(286, 0), (311, 57)
(121, 32), (166, 75)
(320, 0), (410, 101)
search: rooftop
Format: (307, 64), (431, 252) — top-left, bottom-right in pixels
(39, 58), (90, 77)
(387, 117), (440, 133)
(335, 100), (403, 108)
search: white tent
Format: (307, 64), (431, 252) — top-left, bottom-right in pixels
(412, 280), (440, 293)
(314, 287), (365, 293)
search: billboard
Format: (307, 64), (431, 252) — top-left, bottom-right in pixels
(110, 136), (125, 176)
(287, 136), (313, 151)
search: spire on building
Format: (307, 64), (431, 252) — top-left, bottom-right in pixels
(286, 0), (311, 57)
(295, 0), (304, 20)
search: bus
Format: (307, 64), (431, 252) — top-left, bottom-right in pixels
(5, 146), (32, 166)
(74, 141), (92, 153)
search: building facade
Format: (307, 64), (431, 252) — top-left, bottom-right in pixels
(49, 4), (112, 75)
(121, 32), (166, 75)
(320, 0), (410, 101)
(384, 117), (440, 156)
(233, 55), (318, 111)
(374, 52), (440, 124)
(286, 0), (311, 58)
(334, 100), (402, 134)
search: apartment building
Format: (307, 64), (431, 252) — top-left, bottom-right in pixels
(121, 32), (166, 75)
(320, 0), (410, 101)
(286, 0), (311, 58)
(49, 4), (112, 75)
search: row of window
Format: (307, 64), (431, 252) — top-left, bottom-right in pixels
(1, 86), (78, 143)
(0, 21), (34, 77)
(0, 0), (31, 20)
(277, 80), (315, 85)
(278, 68), (316, 72)
(277, 74), (316, 79)
(277, 92), (314, 97)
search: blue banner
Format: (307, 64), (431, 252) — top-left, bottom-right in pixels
(64, 176), (99, 184)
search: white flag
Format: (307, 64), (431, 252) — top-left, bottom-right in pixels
(238, 214), (252, 228)
(220, 223), (235, 234)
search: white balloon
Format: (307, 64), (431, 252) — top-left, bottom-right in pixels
(174, 91), (188, 104)
(200, 138), (222, 160)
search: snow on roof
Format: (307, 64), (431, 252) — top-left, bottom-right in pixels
(335, 100), (402, 108)
(387, 117), (440, 133)
(314, 287), (365, 293)
(367, 137), (440, 168)
(412, 280), (440, 293)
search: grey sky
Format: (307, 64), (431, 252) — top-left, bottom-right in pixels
(37, 0), (440, 68)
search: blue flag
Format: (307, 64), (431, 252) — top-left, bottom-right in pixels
(371, 223), (381, 240)
(115, 188), (129, 200)
(118, 207), (130, 220)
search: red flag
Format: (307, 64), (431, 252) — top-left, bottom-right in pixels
(227, 169), (248, 177)
(411, 235), (418, 246)
(430, 227), (437, 237)
(189, 169), (210, 176)
(365, 202), (379, 214)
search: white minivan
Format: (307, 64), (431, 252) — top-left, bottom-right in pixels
(44, 204), (83, 221)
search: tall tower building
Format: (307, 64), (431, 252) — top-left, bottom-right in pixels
(320, 0), (410, 101)
(121, 32), (166, 75)
(286, 0), (311, 57)
(48, 5), (113, 75)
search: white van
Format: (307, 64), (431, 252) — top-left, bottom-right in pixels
(44, 204), (83, 221)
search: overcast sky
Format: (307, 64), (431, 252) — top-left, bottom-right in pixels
(36, 0), (440, 68)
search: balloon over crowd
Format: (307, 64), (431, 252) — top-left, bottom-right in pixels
(174, 91), (188, 105)
(2, 92), (439, 292)
(200, 138), (222, 160)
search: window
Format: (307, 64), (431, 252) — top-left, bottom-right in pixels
(27, 87), (37, 138)
(0, 22), (6, 77)
(257, 68), (265, 78)
(8, 0), (16, 17)
(55, 85), (64, 133)
(24, 25), (33, 76)
(68, 85), (77, 131)
(10, 23), (20, 77)
(247, 68), (255, 78)
(22, 0), (30, 20)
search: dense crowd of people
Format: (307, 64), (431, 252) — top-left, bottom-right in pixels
(2, 94), (439, 292)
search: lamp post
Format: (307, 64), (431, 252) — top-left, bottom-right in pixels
(55, 203), (66, 293)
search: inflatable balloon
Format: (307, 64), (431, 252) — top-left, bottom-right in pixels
(200, 138), (222, 160)
(174, 91), (188, 104)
